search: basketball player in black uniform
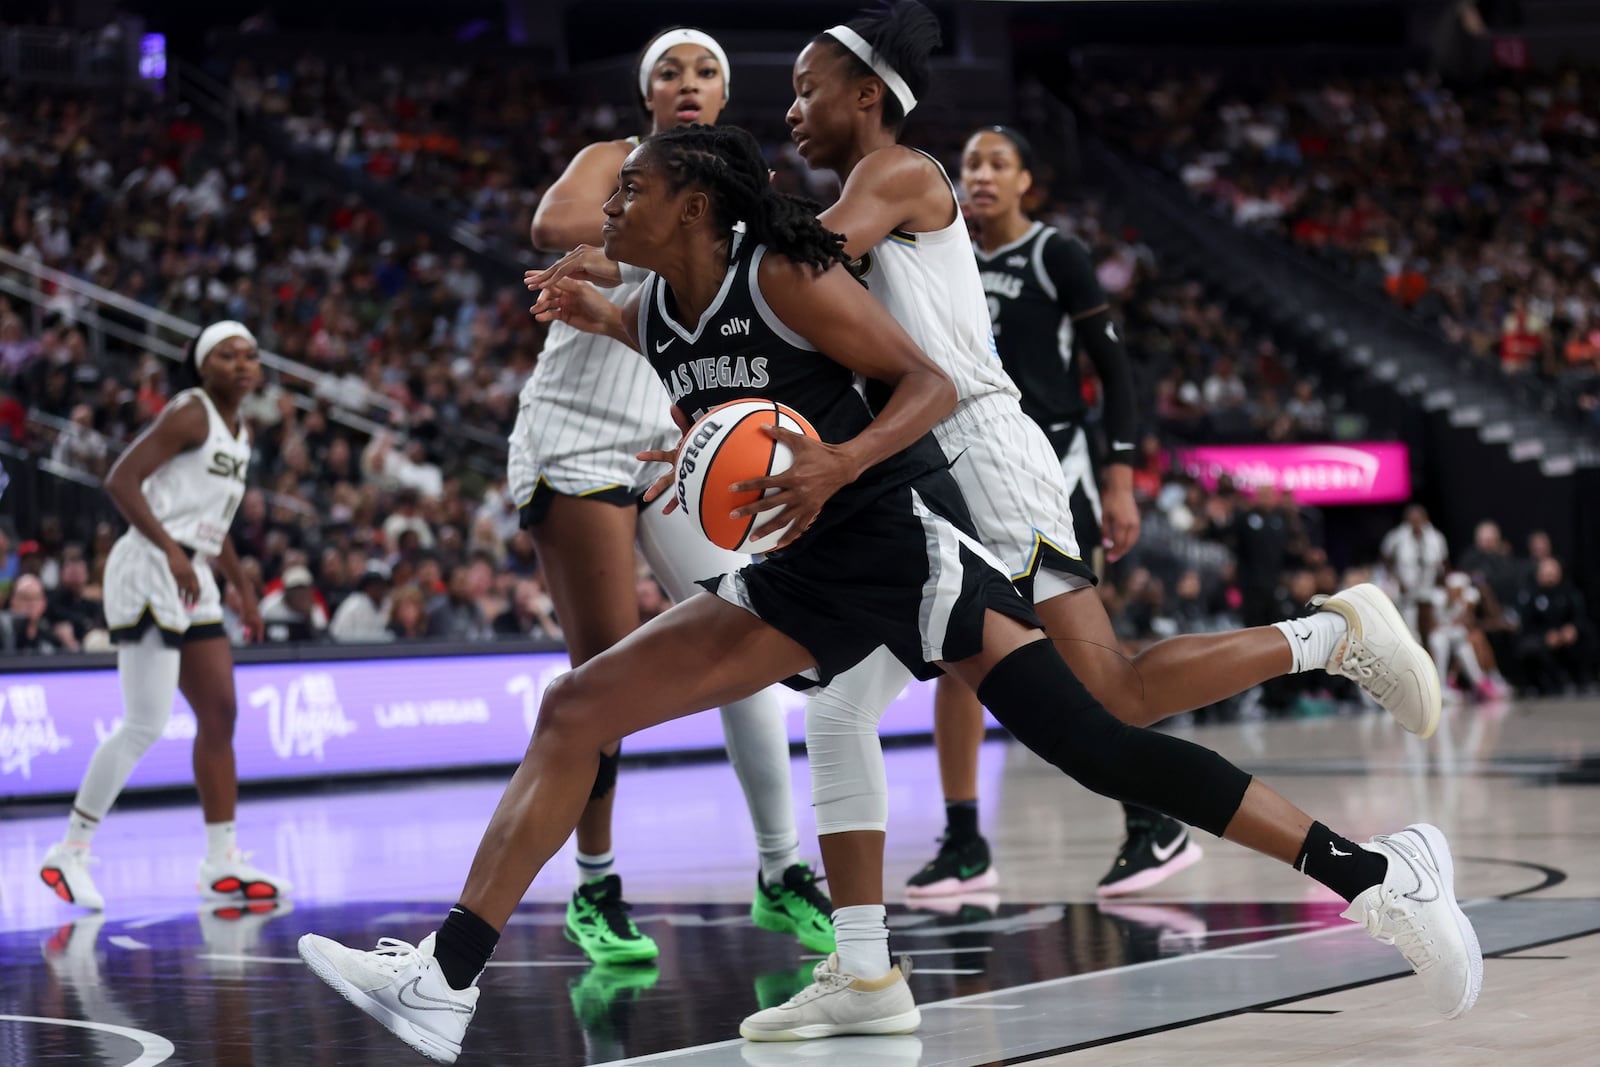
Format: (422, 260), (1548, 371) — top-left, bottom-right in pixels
(298, 124), (1480, 1063)
(922, 125), (1199, 898)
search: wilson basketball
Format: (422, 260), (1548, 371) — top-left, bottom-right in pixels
(676, 399), (820, 554)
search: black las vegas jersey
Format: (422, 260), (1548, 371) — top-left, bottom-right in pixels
(974, 222), (1109, 439)
(637, 234), (945, 538)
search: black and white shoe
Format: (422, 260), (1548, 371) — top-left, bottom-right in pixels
(905, 834), (998, 898)
(1096, 817), (1203, 898)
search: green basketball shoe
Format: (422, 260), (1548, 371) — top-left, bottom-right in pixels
(564, 874), (659, 964)
(751, 863), (836, 953)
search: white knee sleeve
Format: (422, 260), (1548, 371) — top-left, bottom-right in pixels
(720, 691), (800, 864)
(74, 630), (180, 818)
(806, 647), (911, 836)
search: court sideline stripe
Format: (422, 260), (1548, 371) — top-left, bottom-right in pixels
(0, 1015), (175, 1067)
(596, 910), (1600, 1067)
(996, 922), (1600, 1064)
(592, 916), (1370, 1065)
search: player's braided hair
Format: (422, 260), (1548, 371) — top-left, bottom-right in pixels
(647, 124), (848, 273)
(816, 1), (942, 130)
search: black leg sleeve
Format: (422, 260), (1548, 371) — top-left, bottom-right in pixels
(976, 640), (1253, 837)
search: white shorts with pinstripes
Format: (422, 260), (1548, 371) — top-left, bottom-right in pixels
(934, 394), (1096, 603)
(103, 531), (223, 646)
(507, 321), (681, 508)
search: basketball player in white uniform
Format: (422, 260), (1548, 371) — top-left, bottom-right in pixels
(508, 27), (831, 964)
(739, 2), (1449, 1036)
(39, 321), (291, 910)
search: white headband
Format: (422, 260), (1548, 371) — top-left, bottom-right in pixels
(638, 30), (730, 105)
(194, 320), (256, 372)
(824, 25), (918, 116)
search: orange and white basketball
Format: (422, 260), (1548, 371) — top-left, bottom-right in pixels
(676, 399), (821, 554)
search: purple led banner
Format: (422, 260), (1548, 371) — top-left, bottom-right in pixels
(0, 652), (957, 800)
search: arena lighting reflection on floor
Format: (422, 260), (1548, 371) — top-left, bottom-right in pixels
(6, 896), (1596, 1066)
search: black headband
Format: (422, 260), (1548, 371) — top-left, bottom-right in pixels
(978, 125), (1035, 171)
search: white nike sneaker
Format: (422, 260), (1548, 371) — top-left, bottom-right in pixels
(1342, 824), (1482, 1018)
(199, 849), (293, 901)
(1313, 584), (1443, 738)
(40, 842), (105, 911)
(299, 931), (478, 1064)
(740, 955), (921, 1041)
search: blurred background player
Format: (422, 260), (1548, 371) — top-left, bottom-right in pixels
(942, 123), (1199, 899)
(1432, 573), (1503, 701)
(38, 321), (290, 910)
(1382, 504), (1450, 639)
(509, 26), (831, 965)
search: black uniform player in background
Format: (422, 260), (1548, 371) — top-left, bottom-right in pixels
(956, 126), (1200, 897)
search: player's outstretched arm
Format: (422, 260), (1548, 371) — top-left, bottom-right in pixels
(530, 141), (635, 251)
(524, 244), (624, 291)
(530, 280), (639, 351)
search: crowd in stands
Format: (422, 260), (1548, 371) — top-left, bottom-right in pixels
(1078, 67), (1600, 428)
(1045, 197), (1338, 447)
(226, 52), (850, 261)
(0, 82), (538, 454)
(227, 54), (602, 260)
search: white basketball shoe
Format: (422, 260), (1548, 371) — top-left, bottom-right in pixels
(40, 842), (105, 911)
(299, 932), (478, 1064)
(199, 849), (293, 901)
(740, 955), (920, 1041)
(1313, 584), (1443, 738)
(1342, 824), (1482, 1018)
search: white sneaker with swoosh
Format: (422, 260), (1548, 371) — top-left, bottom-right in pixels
(1342, 824), (1482, 1018)
(1312, 583), (1443, 738)
(299, 931), (478, 1063)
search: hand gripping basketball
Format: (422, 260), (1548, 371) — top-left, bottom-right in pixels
(647, 400), (836, 554)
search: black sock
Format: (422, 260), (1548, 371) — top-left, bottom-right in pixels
(434, 904), (500, 991)
(945, 799), (979, 841)
(1122, 803), (1162, 833)
(1294, 822), (1389, 903)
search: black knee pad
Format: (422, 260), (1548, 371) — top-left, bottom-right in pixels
(590, 746), (621, 800)
(977, 640), (1250, 836)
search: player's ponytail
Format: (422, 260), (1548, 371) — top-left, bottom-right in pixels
(648, 124), (848, 273)
(816, 1), (941, 130)
(172, 334), (204, 394)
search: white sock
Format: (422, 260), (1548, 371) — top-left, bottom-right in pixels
(759, 847), (802, 887)
(65, 811), (99, 848)
(832, 904), (891, 980)
(1274, 613), (1348, 674)
(205, 821), (237, 863)
(576, 849), (614, 885)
